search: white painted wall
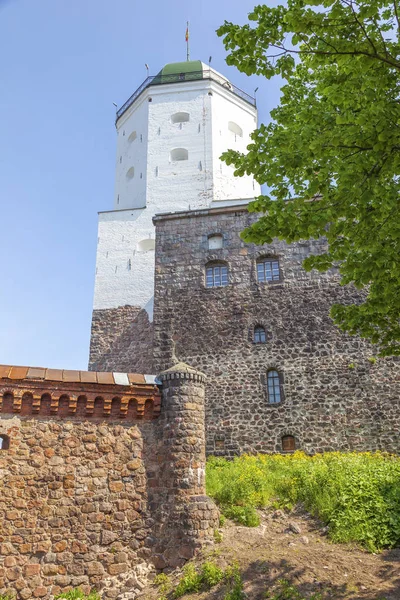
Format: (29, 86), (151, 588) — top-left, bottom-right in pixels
(210, 86), (261, 201)
(93, 207), (156, 312)
(93, 65), (260, 315)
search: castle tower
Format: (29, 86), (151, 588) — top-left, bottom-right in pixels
(90, 60), (260, 373)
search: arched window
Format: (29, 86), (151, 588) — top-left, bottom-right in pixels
(126, 166), (135, 180)
(267, 370), (282, 404)
(0, 435), (10, 450)
(128, 131), (137, 143)
(282, 435), (296, 452)
(228, 121), (243, 137)
(208, 234), (223, 250)
(171, 112), (190, 124)
(257, 258), (281, 283)
(205, 262), (228, 288)
(170, 148), (188, 161)
(137, 239), (155, 252)
(254, 326), (266, 344)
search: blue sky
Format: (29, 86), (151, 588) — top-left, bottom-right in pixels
(0, 0), (281, 370)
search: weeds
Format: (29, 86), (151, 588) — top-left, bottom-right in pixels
(214, 528), (223, 543)
(224, 564), (245, 600)
(55, 590), (101, 600)
(206, 452), (400, 551)
(265, 579), (323, 599)
(173, 561), (225, 597)
(154, 572), (171, 598)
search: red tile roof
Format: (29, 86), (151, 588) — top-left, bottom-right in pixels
(0, 365), (151, 386)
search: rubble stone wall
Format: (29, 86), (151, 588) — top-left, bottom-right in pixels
(152, 206), (400, 457)
(0, 415), (154, 599)
(0, 365), (218, 600)
(89, 305), (154, 374)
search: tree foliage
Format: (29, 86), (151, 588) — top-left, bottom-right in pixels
(217, 0), (400, 355)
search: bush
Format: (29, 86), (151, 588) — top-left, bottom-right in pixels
(206, 452), (400, 551)
(223, 564), (245, 600)
(173, 561), (225, 598)
(223, 504), (260, 527)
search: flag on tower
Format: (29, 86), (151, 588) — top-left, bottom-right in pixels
(185, 21), (190, 61)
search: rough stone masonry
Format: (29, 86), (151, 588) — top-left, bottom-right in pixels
(0, 364), (219, 599)
(89, 204), (400, 457)
(151, 206), (400, 457)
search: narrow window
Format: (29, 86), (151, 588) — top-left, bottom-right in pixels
(257, 258), (281, 283)
(254, 326), (266, 344)
(128, 258), (132, 271)
(282, 435), (296, 452)
(267, 370), (282, 404)
(208, 234), (223, 250)
(128, 131), (137, 143)
(228, 121), (243, 137)
(171, 112), (190, 124)
(0, 435), (10, 450)
(126, 167), (135, 180)
(170, 148), (188, 161)
(206, 263), (228, 288)
(137, 239), (155, 252)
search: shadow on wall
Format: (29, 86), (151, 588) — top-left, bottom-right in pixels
(89, 305), (154, 373)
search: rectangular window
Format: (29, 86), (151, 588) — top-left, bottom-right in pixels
(257, 259), (280, 283)
(206, 265), (228, 288)
(267, 371), (281, 404)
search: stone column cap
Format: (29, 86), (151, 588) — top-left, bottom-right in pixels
(159, 362), (206, 383)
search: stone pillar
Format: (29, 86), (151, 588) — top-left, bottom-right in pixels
(152, 362), (219, 569)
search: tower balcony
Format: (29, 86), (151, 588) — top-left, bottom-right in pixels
(116, 61), (256, 123)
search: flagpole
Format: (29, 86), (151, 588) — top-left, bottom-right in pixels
(186, 21), (190, 61)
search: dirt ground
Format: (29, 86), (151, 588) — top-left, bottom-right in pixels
(142, 508), (400, 600)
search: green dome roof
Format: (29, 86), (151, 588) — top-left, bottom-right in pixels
(154, 60), (204, 84)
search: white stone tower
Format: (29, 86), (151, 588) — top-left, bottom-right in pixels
(90, 60), (260, 372)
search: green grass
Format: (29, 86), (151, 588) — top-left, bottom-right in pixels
(173, 561), (225, 598)
(55, 590), (101, 600)
(206, 451), (400, 552)
(265, 579), (323, 599)
(170, 561), (244, 599)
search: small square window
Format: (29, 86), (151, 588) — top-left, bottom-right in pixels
(254, 326), (266, 343)
(282, 435), (296, 452)
(0, 435), (10, 450)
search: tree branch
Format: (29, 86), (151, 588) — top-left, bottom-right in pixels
(268, 43), (400, 71)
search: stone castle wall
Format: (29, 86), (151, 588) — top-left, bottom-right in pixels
(0, 366), (218, 599)
(89, 305), (154, 374)
(152, 206), (400, 457)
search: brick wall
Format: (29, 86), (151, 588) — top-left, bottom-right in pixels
(152, 206), (400, 457)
